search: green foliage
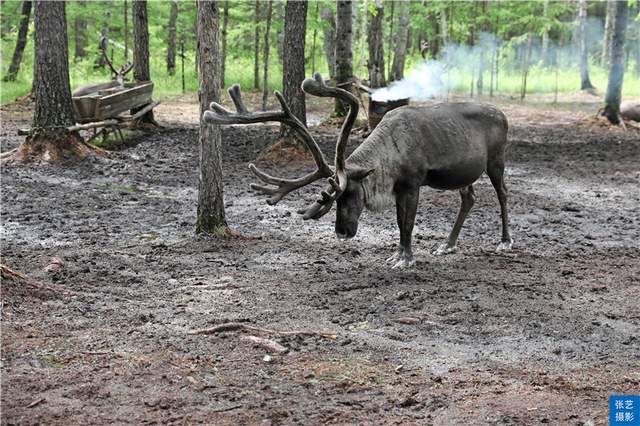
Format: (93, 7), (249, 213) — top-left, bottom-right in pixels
(1, 0), (639, 106)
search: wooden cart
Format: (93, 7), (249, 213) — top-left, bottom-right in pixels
(71, 81), (160, 142)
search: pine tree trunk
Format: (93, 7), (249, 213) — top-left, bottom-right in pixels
(74, 1), (87, 61)
(124, 0), (129, 61)
(334, 0), (354, 116)
(254, 0), (261, 89)
(386, 0), (394, 79)
(358, 0), (368, 80)
(367, 0), (385, 88)
(4, 1), (32, 82)
(167, 0), (178, 75)
(196, 0), (227, 233)
(32, 1), (74, 130)
(279, 0), (308, 143)
(440, 7), (447, 47)
(262, 0), (273, 111)
(98, 5), (111, 68)
(577, 0), (594, 90)
(390, 0), (409, 82)
(476, 0), (488, 95)
(601, 0), (615, 67)
(541, 0), (549, 65)
(221, 0), (229, 87)
(603, 0), (628, 124)
(3, 0), (97, 163)
(311, 1), (318, 72)
(132, 0), (155, 124)
(321, 4), (336, 81)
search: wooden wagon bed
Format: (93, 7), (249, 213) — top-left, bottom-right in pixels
(18, 81), (160, 142)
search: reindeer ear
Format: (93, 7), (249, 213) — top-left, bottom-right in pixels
(348, 167), (375, 181)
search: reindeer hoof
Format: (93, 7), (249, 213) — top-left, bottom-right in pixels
(496, 239), (513, 252)
(392, 258), (415, 269)
(432, 244), (456, 256)
(386, 252), (401, 264)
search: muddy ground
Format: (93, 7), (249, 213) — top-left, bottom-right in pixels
(1, 97), (639, 425)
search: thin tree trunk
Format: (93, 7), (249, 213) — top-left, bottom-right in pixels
(311, 1), (318, 72)
(386, 0), (394, 79)
(262, 0), (273, 111)
(367, 0), (385, 88)
(520, 33), (532, 101)
(335, 0), (354, 116)
(254, 1), (261, 89)
(440, 7), (447, 47)
(541, 0), (549, 65)
(221, 0), (229, 87)
(577, 0), (594, 90)
(390, 0), (409, 82)
(132, 0), (155, 123)
(321, 3), (336, 81)
(476, 0), (488, 95)
(603, 0), (628, 124)
(167, 0), (178, 75)
(601, 0), (615, 67)
(74, 1), (87, 61)
(196, 0), (227, 233)
(124, 0), (129, 61)
(98, 4), (111, 68)
(279, 0), (308, 143)
(4, 1), (32, 81)
(358, 0), (368, 80)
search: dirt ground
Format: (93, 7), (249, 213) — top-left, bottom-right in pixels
(1, 95), (639, 425)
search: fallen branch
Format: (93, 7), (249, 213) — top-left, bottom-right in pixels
(188, 322), (337, 340)
(240, 335), (287, 353)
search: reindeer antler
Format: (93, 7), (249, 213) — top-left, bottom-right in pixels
(99, 37), (119, 78)
(297, 73), (360, 220)
(204, 85), (333, 205)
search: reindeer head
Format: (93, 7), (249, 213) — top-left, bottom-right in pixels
(100, 37), (133, 86)
(204, 73), (371, 240)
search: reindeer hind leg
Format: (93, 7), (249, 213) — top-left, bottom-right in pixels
(433, 185), (476, 255)
(486, 158), (513, 252)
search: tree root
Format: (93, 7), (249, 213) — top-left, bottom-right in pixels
(1, 132), (108, 165)
(188, 321), (337, 340)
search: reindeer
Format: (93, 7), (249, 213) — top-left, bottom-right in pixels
(72, 37), (134, 97)
(204, 73), (512, 269)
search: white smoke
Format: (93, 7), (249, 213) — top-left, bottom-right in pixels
(371, 61), (446, 102)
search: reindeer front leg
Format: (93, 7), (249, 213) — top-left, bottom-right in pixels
(387, 188), (419, 269)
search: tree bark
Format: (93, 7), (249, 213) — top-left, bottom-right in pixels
(196, 0), (227, 233)
(262, 0), (273, 110)
(601, 0), (615, 67)
(367, 0), (385, 88)
(603, 0), (628, 124)
(334, 0), (354, 116)
(386, 0), (394, 79)
(577, 0), (594, 90)
(541, 0), (549, 65)
(167, 0), (178, 75)
(476, 0), (488, 95)
(3, 0), (97, 163)
(98, 4), (111, 68)
(254, 0), (261, 89)
(4, 1), (32, 82)
(390, 0), (409, 82)
(279, 0), (308, 143)
(221, 0), (229, 87)
(124, 0), (129, 61)
(357, 0), (368, 80)
(32, 1), (75, 130)
(321, 3), (336, 81)
(132, 0), (155, 123)
(74, 1), (87, 61)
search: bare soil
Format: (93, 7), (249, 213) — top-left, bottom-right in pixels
(1, 97), (639, 425)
